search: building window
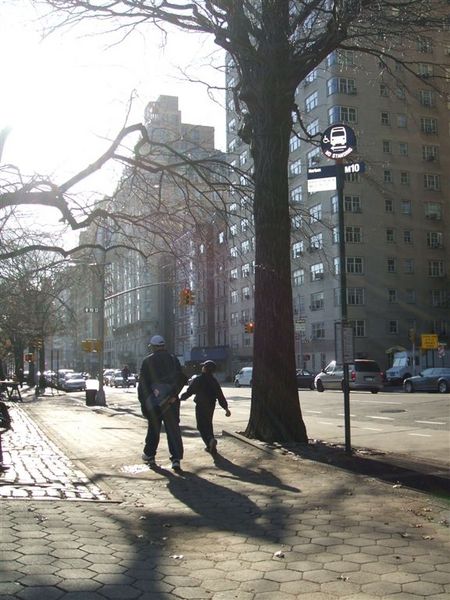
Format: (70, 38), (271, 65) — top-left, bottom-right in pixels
(230, 312), (239, 326)
(388, 289), (398, 303)
(230, 246), (238, 258)
(382, 140), (392, 153)
(403, 230), (413, 244)
(345, 226), (362, 243)
(333, 257), (340, 275)
(347, 287), (365, 305)
(405, 289), (416, 304)
(309, 233), (323, 250)
(417, 36), (433, 53)
(310, 291), (324, 311)
(292, 241), (304, 258)
(230, 223), (238, 237)
(332, 226), (339, 244)
(424, 202), (442, 220)
(241, 263), (251, 277)
(306, 119), (319, 136)
(388, 320), (399, 334)
(240, 218), (249, 232)
(427, 232), (443, 249)
(331, 195), (338, 214)
(327, 77), (357, 95)
(422, 145), (439, 162)
(311, 322), (325, 339)
(230, 268), (238, 280)
(380, 83), (389, 97)
(328, 106), (357, 124)
(241, 286), (251, 301)
(305, 68), (318, 83)
(399, 142), (409, 156)
(307, 147), (321, 166)
(289, 158), (302, 176)
(352, 320), (366, 337)
(400, 172), (410, 185)
(386, 228), (395, 243)
(384, 170), (393, 183)
(346, 257), (364, 274)
(293, 269), (305, 286)
(385, 199), (394, 213)
(421, 117), (438, 134)
(397, 114), (407, 128)
(344, 195), (361, 213)
(239, 149), (249, 166)
(424, 174), (440, 191)
(230, 290), (238, 304)
(305, 91), (319, 113)
(291, 214), (303, 230)
(431, 290), (447, 307)
(309, 204), (322, 223)
(420, 89), (436, 107)
(290, 134), (301, 152)
(381, 112), (390, 125)
(290, 185), (303, 203)
(387, 258), (397, 273)
(241, 240), (251, 254)
(401, 200), (412, 215)
(404, 259), (414, 274)
(310, 263), (324, 281)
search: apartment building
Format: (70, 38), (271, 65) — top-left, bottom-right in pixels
(225, 39), (449, 374)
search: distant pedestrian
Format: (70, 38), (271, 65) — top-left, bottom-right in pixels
(180, 360), (231, 455)
(121, 365), (130, 387)
(16, 368), (24, 388)
(138, 335), (187, 470)
(0, 400), (12, 471)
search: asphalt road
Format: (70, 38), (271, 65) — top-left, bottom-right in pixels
(96, 384), (449, 469)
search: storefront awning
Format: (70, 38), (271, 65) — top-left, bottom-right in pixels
(190, 346), (229, 361)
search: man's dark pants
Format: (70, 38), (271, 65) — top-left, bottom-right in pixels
(144, 401), (183, 461)
(195, 401), (215, 447)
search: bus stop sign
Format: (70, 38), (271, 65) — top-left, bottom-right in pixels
(321, 124), (356, 159)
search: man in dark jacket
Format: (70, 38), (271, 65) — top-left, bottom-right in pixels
(138, 335), (187, 470)
(180, 360), (231, 455)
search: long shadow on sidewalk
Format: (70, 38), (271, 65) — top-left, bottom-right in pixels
(260, 438), (450, 500)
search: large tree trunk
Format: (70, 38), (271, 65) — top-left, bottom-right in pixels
(243, 5), (308, 443)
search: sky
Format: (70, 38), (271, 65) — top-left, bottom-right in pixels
(0, 2), (226, 197)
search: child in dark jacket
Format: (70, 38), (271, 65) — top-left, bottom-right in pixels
(180, 360), (230, 454)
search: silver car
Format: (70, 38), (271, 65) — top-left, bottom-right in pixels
(315, 360), (383, 394)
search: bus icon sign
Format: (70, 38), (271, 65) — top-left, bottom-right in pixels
(321, 124), (356, 159)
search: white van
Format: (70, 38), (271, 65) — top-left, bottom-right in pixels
(234, 367), (253, 387)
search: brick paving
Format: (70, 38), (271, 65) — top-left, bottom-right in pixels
(0, 393), (449, 599)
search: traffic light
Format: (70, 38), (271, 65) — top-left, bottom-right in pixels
(179, 288), (195, 306)
(244, 321), (255, 333)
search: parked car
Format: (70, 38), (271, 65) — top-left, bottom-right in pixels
(62, 372), (86, 392)
(314, 360), (383, 394)
(110, 369), (137, 388)
(234, 367), (253, 387)
(296, 369), (315, 389)
(57, 369), (74, 387)
(103, 369), (115, 386)
(403, 368), (450, 394)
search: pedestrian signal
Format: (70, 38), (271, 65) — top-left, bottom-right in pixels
(24, 353), (34, 362)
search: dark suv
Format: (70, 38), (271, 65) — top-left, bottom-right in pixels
(314, 360), (383, 394)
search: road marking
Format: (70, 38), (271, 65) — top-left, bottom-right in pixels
(368, 416), (394, 421)
(362, 427), (383, 431)
(415, 420), (446, 426)
(318, 421), (335, 425)
(358, 400), (402, 405)
(409, 433), (431, 438)
(338, 413), (355, 417)
(305, 410), (322, 414)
